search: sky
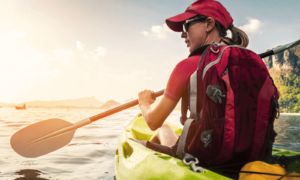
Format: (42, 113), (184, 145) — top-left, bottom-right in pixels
(0, 0), (299, 103)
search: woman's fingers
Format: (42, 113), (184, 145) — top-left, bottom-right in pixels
(151, 90), (156, 100)
(138, 89), (156, 105)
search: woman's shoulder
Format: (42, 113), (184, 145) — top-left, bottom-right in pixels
(175, 55), (201, 68)
(171, 55), (202, 76)
(175, 45), (208, 68)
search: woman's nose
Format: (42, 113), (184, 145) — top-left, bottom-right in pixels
(181, 32), (187, 38)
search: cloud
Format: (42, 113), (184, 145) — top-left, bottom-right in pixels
(95, 47), (107, 56)
(75, 41), (108, 58)
(86, 46), (108, 60)
(140, 31), (149, 37)
(76, 41), (86, 51)
(53, 50), (73, 65)
(141, 23), (174, 40)
(238, 18), (262, 38)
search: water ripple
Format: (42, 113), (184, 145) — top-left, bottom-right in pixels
(0, 108), (299, 179)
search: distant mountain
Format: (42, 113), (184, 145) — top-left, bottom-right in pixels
(0, 102), (18, 106)
(0, 96), (104, 108)
(26, 96), (104, 108)
(263, 45), (300, 113)
(262, 45), (300, 70)
(100, 100), (121, 109)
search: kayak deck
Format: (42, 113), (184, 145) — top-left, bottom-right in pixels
(114, 114), (300, 180)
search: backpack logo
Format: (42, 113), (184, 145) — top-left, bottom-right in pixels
(201, 129), (213, 147)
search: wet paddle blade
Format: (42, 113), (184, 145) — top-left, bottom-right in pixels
(11, 118), (76, 158)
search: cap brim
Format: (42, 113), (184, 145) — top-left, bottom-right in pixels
(166, 12), (197, 32)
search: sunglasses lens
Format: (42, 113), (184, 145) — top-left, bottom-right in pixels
(182, 16), (206, 33)
(183, 23), (189, 33)
(183, 24), (187, 33)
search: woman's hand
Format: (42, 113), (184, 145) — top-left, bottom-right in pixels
(138, 89), (156, 106)
(138, 90), (178, 131)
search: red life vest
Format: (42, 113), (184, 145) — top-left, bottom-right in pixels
(177, 43), (279, 167)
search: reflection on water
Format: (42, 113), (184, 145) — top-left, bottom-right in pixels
(274, 114), (300, 151)
(0, 107), (299, 179)
(0, 107), (142, 180)
(15, 169), (48, 180)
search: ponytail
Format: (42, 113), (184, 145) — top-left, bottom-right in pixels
(215, 21), (249, 48)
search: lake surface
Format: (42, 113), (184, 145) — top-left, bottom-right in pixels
(0, 107), (299, 180)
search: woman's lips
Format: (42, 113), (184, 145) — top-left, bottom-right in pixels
(185, 40), (190, 47)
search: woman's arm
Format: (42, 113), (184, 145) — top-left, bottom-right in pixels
(138, 90), (178, 131)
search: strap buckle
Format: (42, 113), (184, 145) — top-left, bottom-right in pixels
(206, 85), (226, 104)
(210, 42), (219, 53)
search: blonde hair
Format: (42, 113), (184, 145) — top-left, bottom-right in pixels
(215, 21), (249, 48)
(194, 15), (249, 48)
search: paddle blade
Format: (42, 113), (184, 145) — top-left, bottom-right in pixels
(11, 118), (76, 158)
(273, 39), (300, 54)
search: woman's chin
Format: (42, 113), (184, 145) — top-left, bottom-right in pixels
(189, 47), (195, 53)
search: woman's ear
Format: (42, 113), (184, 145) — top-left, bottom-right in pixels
(206, 17), (215, 33)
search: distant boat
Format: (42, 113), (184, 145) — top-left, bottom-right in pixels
(15, 104), (26, 110)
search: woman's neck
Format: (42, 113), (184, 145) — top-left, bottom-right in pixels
(204, 29), (221, 45)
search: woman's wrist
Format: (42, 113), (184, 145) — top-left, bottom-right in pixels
(139, 101), (152, 123)
(138, 101), (151, 108)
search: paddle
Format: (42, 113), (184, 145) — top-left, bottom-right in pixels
(10, 90), (164, 158)
(11, 39), (299, 158)
(258, 39), (300, 58)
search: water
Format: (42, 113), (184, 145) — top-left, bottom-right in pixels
(0, 107), (182, 180)
(0, 108), (299, 180)
(273, 114), (300, 151)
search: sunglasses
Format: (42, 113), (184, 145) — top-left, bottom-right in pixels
(182, 15), (207, 33)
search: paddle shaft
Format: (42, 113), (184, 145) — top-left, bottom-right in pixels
(90, 89), (164, 122)
(258, 51), (273, 59)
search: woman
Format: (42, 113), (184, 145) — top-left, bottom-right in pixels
(138, 0), (248, 148)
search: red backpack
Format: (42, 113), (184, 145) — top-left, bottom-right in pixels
(177, 43), (280, 167)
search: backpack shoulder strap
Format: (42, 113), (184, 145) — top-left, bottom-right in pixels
(180, 91), (188, 125)
(177, 46), (210, 159)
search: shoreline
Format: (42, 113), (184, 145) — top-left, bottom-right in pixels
(0, 106), (298, 114)
(280, 113), (300, 116)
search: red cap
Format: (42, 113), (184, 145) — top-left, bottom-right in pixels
(166, 0), (233, 32)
